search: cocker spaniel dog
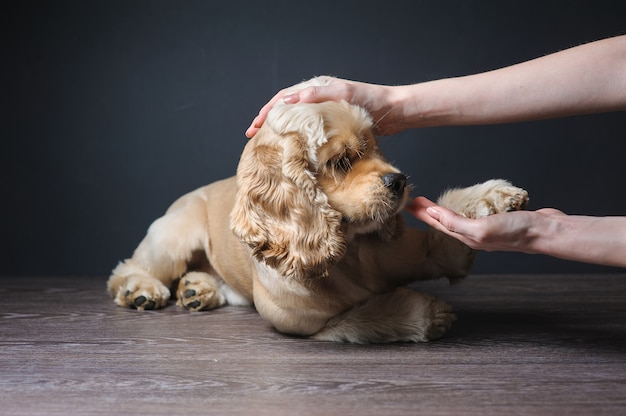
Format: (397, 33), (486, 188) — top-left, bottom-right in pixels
(108, 78), (528, 343)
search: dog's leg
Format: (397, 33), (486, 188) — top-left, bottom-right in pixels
(311, 287), (455, 343)
(437, 179), (528, 218)
(107, 195), (209, 311)
(421, 179), (529, 282)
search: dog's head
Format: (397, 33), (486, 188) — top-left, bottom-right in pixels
(231, 86), (408, 280)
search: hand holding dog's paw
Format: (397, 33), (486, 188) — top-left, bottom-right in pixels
(438, 179), (529, 219)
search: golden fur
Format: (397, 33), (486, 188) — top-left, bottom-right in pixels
(108, 78), (529, 343)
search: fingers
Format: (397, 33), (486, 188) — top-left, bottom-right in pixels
(406, 197), (478, 242)
(537, 208), (566, 216)
(290, 85), (346, 104)
(406, 196), (437, 223)
(429, 206), (473, 235)
(245, 86), (322, 138)
(407, 197), (457, 236)
(245, 82), (347, 138)
(245, 119), (260, 138)
(245, 114), (268, 138)
(407, 197), (457, 229)
(245, 90), (293, 138)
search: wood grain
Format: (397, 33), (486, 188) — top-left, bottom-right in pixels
(1, 275), (626, 415)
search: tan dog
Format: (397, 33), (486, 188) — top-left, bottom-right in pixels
(108, 79), (528, 343)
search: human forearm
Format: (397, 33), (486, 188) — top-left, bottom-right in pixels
(530, 213), (626, 268)
(390, 35), (626, 128)
(410, 198), (626, 268)
(246, 36), (626, 137)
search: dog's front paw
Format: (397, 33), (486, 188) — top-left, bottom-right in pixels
(492, 184), (529, 214)
(467, 179), (529, 218)
(114, 275), (171, 311)
(176, 272), (226, 311)
(425, 298), (457, 341)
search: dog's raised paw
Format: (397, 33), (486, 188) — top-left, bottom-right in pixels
(176, 272), (225, 311)
(474, 181), (529, 218)
(504, 188), (529, 212)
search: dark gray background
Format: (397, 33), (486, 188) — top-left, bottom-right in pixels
(3, 0), (625, 277)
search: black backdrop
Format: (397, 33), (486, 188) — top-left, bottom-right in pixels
(3, 0), (625, 277)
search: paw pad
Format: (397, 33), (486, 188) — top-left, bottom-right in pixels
(175, 273), (225, 312)
(115, 278), (170, 311)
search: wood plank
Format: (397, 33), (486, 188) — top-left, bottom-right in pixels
(1, 275), (626, 415)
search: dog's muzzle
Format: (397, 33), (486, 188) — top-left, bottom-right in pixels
(381, 173), (407, 198)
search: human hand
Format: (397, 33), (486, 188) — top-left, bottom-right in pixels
(406, 196), (564, 253)
(245, 76), (399, 138)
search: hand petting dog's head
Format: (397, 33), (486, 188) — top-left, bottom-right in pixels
(231, 81), (407, 280)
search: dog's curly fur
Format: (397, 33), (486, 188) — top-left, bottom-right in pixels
(107, 77), (529, 343)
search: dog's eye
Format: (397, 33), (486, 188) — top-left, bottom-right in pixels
(336, 156), (351, 172)
(325, 154), (353, 174)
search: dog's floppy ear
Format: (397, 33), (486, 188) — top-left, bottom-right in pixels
(230, 104), (346, 280)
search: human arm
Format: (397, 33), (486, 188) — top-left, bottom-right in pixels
(246, 77), (400, 137)
(394, 34), (626, 128)
(246, 35), (626, 137)
(407, 197), (626, 268)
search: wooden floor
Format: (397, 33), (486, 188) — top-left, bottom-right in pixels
(1, 275), (626, 415)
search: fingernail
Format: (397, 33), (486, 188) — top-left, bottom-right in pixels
(282, 94), (299, 104)
(426, 207), (439, 217)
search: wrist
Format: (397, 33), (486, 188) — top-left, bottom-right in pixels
(525, 210), (567, 257)
(389, 79), (463, 129)
(364, 84), (410, 135)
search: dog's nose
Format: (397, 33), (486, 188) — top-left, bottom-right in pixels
(381, 173), (407, 196)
